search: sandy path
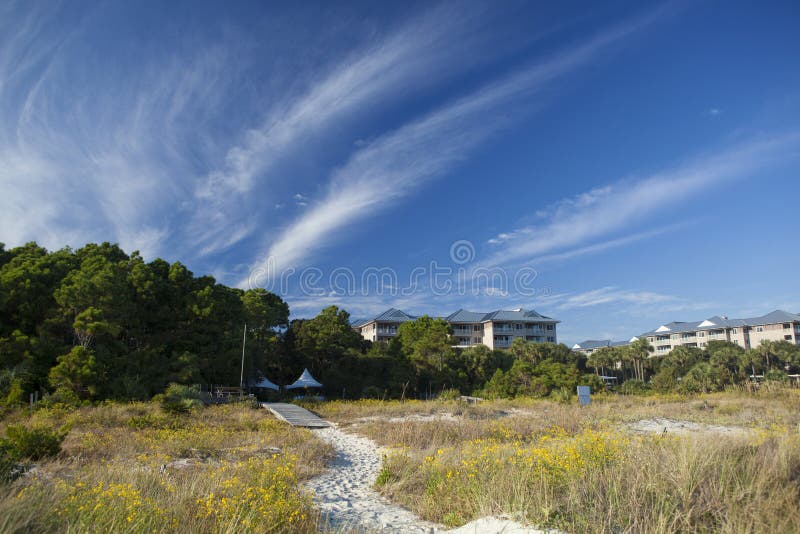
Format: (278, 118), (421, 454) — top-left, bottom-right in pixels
(304, 425), (439, 533)
(304, 424), (552, 534)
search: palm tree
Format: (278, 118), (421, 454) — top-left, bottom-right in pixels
(756, 340), (775, 371)
(629, 337), (652, 381)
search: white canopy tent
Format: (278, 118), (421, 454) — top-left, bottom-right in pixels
(251, 376), (280, 391)
(285, 368), (323, 389)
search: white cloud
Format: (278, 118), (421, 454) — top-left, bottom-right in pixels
(188, 4), (517, 256)
(243, 8), (667, 286)
(549, 286), (676, 310)
(0, 4), (239, 259)
(479, 133), (800, 270)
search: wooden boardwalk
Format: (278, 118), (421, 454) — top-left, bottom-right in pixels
(261, 402), (330, 428)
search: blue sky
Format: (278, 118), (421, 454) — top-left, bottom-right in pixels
(2, 0), (799, 344)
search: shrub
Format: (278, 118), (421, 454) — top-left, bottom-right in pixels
(0, 441), (18, 483)
(438, 388), (462, 401)
(651, 367), (677, 392)
(37, 386), (81, 410)
(551, 387), (573, 403)
(1, 424), (67, 461)
(154, 383), (208, 413)
(765, 369), (788, 383)
(619, 379), (650, 395)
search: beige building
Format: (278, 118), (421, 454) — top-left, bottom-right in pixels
(352, 307), (558, 350)
(638, 310), (800, 355)
(572, 338), (636, 357)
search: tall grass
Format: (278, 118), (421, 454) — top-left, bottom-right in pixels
(0, 402), (333, 533)
(325, 388), (800, 532)
(376, 425), (800, 532)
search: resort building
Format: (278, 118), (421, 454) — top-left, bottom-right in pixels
(638, 310), (800, 355)
(352, 307), (559, 350)
(571, 339), (635, 357)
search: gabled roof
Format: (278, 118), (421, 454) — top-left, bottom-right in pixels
(572, 339), (630, 350)
(357, 307), (559, 326)
(446, 309), (489, 323)
(640, 310), (799, 336)
(482, 308), (559, 323)
(743, 310), (800, 326)
(352, 308), (417, 327)
(374, 308), (417, 322)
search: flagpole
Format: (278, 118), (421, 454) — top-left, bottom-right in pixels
(240, 323), (247, 391)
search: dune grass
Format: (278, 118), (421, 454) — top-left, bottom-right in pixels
(0, 402), (333, 533)
(319, 387), (800, 532)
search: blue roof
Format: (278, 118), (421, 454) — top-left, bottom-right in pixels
(446, 309), (488, 322)
(483, 308), (558, 322)
(353, 308), (418, 326)
(355, 307), (559, 326)
(573, 339), (630, 350)
(640, 310), (799, 336)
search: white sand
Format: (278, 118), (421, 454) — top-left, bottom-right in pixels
(627, 417), (751, 436)
(305, 424), (552, 533)
(304, 425), (439, 533)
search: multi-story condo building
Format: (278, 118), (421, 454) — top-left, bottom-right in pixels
(352, 307), (558, 350)
(638, 310), (800, 355)
(572, 339), (635, 357)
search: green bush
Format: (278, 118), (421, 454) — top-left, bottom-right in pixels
(437, 388), (462, 401)
(765, 369), (788, 383)
(1, 424), (67, 462)
(619, 379), (650, 395)
(154, 383), (208, 413)
(551, 386), (573, 403)
(37, 386), (81, 410)
(0, 441), (17, 483)
(0, 425), (67, 483)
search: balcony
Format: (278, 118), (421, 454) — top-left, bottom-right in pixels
(493, 327), (515, 334)
(376, 328), (398, 335)
(452, 328), (479, 335)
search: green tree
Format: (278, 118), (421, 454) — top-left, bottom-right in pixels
(48, 346), (99, 398)
(587, 346), (615, 377)
(296, 306), (362, 375)
(629, 337), (652, 382)
(396, 316), (454, 373)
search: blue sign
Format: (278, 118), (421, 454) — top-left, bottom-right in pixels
(577, 386), (591, 405)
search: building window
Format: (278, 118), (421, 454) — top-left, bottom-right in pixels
(786, 335), (793, 341)
(697, 332), (705, 337)
(732, 329), (737, 334)
(547, 336), (555, 342)
(756, 327), (763, 332)
(648, 337), (654, 342)
(546, 325), (554, 331)
(784, 323), (791, 329)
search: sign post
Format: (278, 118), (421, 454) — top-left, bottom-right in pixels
(577, 386), (591, 406)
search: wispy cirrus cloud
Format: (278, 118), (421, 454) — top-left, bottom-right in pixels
(0, 2), (245, 259)
(480, 132), (800, 270)
(543, 286), (676, 310)
(533, 286), (717, 317)
(189, 3), (530, 256)
(245, 7), (670, 286)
